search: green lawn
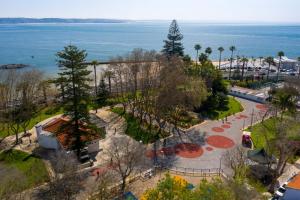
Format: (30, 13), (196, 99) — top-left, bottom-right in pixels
(0, 105), (63, 138)
(248, 116), (300, 163)
(249, 116), (300, 150)
(207, 97), (244, 120)
(0, 150), (49, 196)
(111, 107), (170, 144)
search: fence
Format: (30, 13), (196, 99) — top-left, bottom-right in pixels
(158, 166), (228, 179)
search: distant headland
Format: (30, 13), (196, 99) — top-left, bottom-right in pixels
(0, 18), (129, 24)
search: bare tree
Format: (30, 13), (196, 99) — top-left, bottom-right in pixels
(223, 145), (249, 181)
(35, 152), (84, 200)
(104, 136), (146, 196)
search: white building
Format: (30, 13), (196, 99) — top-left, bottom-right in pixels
(274, 56), (298, 70)
(35, 117), (104, 153)
(229, 86), (269, 103)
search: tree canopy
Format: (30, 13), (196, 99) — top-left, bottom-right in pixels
(162, 20), (184, 58)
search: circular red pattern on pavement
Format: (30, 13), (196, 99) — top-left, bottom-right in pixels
(160, 147), (175, 156)
(221, 124), (231, 129)
(256, 104), (267, 110)
(212, 127), (224, 132)
(240, 114), (248, 118)
(174, 143), (204, 158)
(206, 147), (214, 151)
(206, 135), (235, 149)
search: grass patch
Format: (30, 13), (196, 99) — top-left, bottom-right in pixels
(206, 97), (243, 120)
(248, 115), (300, 163)
(111, 107), (170, 144)
(0, 105), (63, 138)
(249, 116), (300, 150)
(247, 175), (268, 193)
(0, 150), (49, 196)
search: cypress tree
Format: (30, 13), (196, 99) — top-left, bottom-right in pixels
(56, 45), (92, 156)
(162, 20), (184, 58)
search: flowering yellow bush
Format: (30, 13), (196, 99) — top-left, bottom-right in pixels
(140, 174), (188, 200)
(173, 175), (188, 187)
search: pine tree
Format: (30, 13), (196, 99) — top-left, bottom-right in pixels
(162, 20), (184, 58)
(56, 45), (92, 156)
(96, 78), (109, 108)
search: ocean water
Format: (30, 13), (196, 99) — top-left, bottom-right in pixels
(0, 21), (300, 75)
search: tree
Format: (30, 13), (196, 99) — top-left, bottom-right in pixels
(223, 145), (248, 182)
(229, 46), (236, 80)
(96, 78), (109, 110)
(194, 44), (201, 64)
(56, 45), (92, 156)
(240, 57), (248, 81)
(162, 20), (184, 58)
(104, 136), (145, 195)
(103, 70), (113, 94)
(91, 60), (100, 96)
(277, 51), (284, 82)
(259, 56), (264, 65)
(271, 86), (298, 120)
(265, 56), (274, 81)
(218, 46), (224, 69)
(35, 152), (84, 200)
(205, 47), (212, 58)
(141, 174), (194, 200)
(198, 53), (208, 65)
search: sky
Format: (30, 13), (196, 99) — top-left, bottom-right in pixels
(1, 0), (300, 23)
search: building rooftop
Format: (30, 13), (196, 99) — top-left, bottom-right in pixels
(287, 173), (300, 190)
(43, 117), (103, 150)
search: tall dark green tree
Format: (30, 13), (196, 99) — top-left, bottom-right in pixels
(96, 78), (109, 109)
(205, 47), (212, 58)
(229, 46), (236, 80)
(56, 45), (91, 155)
(277, 51), (284, 82)
(265, 56), (274, 81)
(240, 57), (248, 81)
(218, 47), (224, 69)
(194, 44), (201, 64)
(162, 20), (184, 58)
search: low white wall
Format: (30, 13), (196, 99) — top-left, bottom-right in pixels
(229, 90), (266, 103)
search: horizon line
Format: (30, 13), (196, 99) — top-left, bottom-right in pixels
(1, 17), (300, 24)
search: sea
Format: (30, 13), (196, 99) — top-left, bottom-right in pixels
(0, 21), (300, 76)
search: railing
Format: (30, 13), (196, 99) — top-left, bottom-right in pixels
(157, 165), (228, 179)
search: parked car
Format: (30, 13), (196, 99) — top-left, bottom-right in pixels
(275, 184), (287, 197)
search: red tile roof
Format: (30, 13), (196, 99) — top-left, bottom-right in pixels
(43, 117), (102, 150)
(287, 173), (300, 190)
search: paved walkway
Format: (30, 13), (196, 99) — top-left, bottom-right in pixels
(145, 97), (268, 173)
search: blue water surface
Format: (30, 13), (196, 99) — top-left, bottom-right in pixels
(0, 21), (299, 75)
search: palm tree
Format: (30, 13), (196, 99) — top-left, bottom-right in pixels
(218, 47), (224, 70)
(205, 47), (212, 58)
(277, 51), (284, 82)
(229, 46), (236, 80)
(91, 60), (100, 96)
(194, 44), (201, 64)
(265, 56), (274, 81)
(241, 57), (248, 81)
(259, 56), (264, 65)
(198, 53), (208, 65)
